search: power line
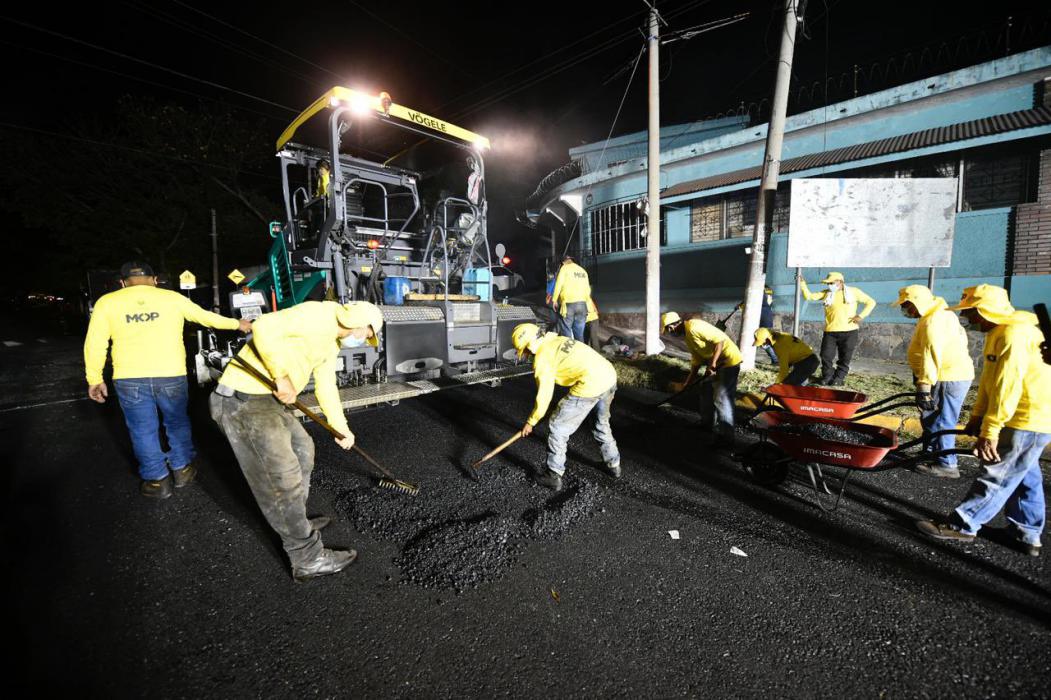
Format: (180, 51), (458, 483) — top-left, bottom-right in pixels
(169, 0), (346, 82)
(1, 16), (300, 114)
(124, 0), (329, 89)
(0, 39), (291, 125)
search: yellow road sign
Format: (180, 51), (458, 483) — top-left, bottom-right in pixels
(179, 270), (196, 290)
(228, 269), (246, 285)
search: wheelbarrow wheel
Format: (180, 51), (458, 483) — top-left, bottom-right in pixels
(740, 441), (791, 486)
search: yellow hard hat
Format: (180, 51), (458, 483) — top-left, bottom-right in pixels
(336, 301), (384, 347)
(948, 284), (1016, 324)
(821, 271), (845, 284)
(891, 284), (934, 307)
(753, 327), (774, 347)
(660, 311), (681, 331)
(511, 323), (542, 357)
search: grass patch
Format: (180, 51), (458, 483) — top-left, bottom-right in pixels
(612, 356), (978, 437)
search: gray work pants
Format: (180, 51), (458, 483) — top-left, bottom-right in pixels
(209, 392), (321, 567)
(546, 386), (620, 475)
(699, 365), (740, 440)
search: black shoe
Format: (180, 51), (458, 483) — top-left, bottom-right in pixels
(308, 515), (331, 531)
(1021, 541), (1042, 557)
(140, 474), (173, 499)
(172, 462), (197, 488)
(913, 463), (961, 479)
(605, 461), (622, 479)
(915, 520), (975, 543)
(292, 548), (357, 582)
(535, 469), (563, 491)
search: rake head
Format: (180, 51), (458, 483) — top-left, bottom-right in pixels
(378, 478), (419, 496)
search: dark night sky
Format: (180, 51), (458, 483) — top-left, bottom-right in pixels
(2, 0), (1048, 289)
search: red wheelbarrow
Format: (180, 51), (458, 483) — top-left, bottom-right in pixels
(738, 411), (970, 512)
(753, 383), (920, 422)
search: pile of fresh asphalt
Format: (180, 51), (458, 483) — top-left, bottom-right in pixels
(773, 422), (889, 447)
(324, 465), (606, 592)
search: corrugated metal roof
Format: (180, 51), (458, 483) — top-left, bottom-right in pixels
(661, 106), (1051, 199)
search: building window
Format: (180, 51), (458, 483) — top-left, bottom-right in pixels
(590, 201), (650, 255)
(690, 201), (722, 242)
(688, 183), (790, 242)
(963, 151), (1032, 211)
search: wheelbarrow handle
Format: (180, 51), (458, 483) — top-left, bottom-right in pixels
(855, 392), (918, 415)
(895, 428), (972, 451)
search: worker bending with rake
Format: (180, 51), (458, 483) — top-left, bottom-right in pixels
(211, 300), (384, 581)
(893, 285), (974, 479)
(798, 271), (876, 386)
(661, 312), (743, 448)
(917, 285), (1051, 556)
(753, 328), (818, 386)
(512, 323), (620, 492)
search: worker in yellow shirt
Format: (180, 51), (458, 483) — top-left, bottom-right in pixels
(892, 285), (975, 479)
(753, 328), (818, 386)
(210, 300), (383, 581)
(512, 323), (619, 491)
(798, 271), (876, 386)
(661, 311), (743, 448)
(548, 255), (591, 341)
(916, 285), (1051, 557)
(84, 261), (250, 499)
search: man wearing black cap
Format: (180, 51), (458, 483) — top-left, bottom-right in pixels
(84, 262), (251, 498)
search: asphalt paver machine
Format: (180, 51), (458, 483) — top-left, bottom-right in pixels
(196, 87), (536, 411)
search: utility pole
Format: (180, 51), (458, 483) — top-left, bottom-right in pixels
(738, 0), (801, 368)
(210, 208), (220, 311)
(644, 5), (662, 355)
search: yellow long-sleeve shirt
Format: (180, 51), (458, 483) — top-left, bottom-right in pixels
(527, 333), (617, 426)
(800, 280), (876, 332)
(84, 285), (239, 385)
(767, 331), (816, 383)
(970, 313), (1051, 441)
(218, 301), (351, 437)
(552, 262), (591, 316)
(684, 319), (743, 370)
(906, 297), (975, 386)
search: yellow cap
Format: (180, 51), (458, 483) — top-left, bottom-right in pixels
(336, 301), (384, 347)
(753, 327), (774, 347)
(821, 272), (845, 284)
(660, 311), (681, 331)
(511, 323), (542, 358)
(891, 284), (934, 307)
(948, 284), (1016, 324)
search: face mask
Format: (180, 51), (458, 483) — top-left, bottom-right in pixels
(766, 295), (773, 305)
(341, 335), (366, 348)
(827, 284), (838, 293)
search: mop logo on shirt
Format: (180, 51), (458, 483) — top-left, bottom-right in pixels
(126, 312), (160, 323)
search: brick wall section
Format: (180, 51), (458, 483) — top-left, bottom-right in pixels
(1012, 145), (1051, 275)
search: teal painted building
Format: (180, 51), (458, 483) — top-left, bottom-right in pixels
(526, 47), (1051, 359)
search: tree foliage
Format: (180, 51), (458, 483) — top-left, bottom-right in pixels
(0, 98), (280, 288)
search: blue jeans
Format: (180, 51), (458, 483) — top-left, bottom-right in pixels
(700, 364), (740, 440)
(921, 379), (971, 467)
(954, 428), (1051, 545)
(546, 386), (619, 475)
(114, 376), (195, 481)
(558, 302), (588, 341)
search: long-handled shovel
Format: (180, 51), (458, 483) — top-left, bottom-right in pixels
(228, 356), (418, 496)
(468, 431), (525, 479)
(651, 372), (717, 408)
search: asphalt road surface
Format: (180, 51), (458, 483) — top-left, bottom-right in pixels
(5, 337), (1051, 697)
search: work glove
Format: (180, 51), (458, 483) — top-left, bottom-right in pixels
(915, 384), (935, 411)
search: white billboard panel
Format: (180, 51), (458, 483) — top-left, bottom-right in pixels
(786, 178), (957, 268)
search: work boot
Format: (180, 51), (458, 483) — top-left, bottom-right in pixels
(1009, 528), (1041, 557)
(535, 469), (563, 491)
(913, 463), (960, 479)
(172, 462), (198, 488)
(605, 461), (622, 479)
(915, 520), (975, 544)
(292, 548), (357, 582)
(308, 515), (332, 531)
(140, 474), (173, 499)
